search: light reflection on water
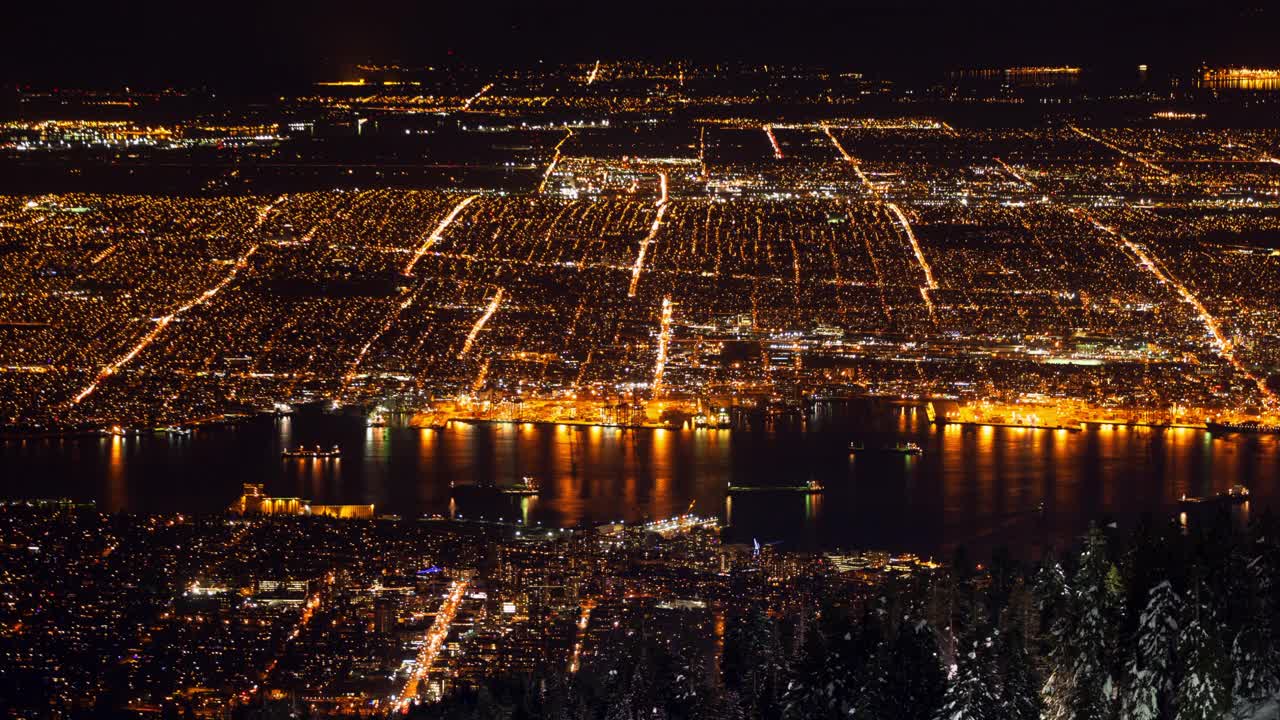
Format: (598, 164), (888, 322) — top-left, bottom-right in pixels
(3, 404), (1276, 558)
(1200, 78), (1280, 91)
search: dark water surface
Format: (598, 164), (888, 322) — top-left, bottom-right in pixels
(3, 404), (1276, 559)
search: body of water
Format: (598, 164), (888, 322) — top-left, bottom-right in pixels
(3, 403), (1275, 559)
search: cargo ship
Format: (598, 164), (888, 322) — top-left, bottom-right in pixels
(1205, 420), (1280, 435)
(727, 480), (823, 494)
(1179, 485), (1250, 508)
(850, 441), (923, 456)
(281, 445), (341, 459)
(498, 476), (540, 495)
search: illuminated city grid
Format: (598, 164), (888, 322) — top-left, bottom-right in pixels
(2, 62), (1280, 434)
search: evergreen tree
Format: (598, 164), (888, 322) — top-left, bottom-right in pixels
(1033, 551), (1069, 666)
(1123, 668), (1160, 720)
(818, 606), (862, 716)
(723, 605), (784, 720)
(1033, 551), (1068, 613)
(1043, 525), (1123, 720)
(712, 688), (746, 720)
(1173, 618), (1231, 720)
(1122, 579), (1182, 720)
(878, 618), (946, 720)
(934, 636), (998, 720)
(1230, 624), (1280, 703)
(604, 691), (634, 720)
(780, 619), (835, 720)
(1230, 525), (1280, 702)
(627, 646), (656, 717)
(845, 606), (888, 719)
(984, 547), (1021, 623)
(660, 638), (710, 720)
(998, 628), (1043, 720)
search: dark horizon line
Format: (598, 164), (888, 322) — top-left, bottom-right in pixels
(0, 59), (1258, 96)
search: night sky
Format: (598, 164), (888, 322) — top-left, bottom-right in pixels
(4, 1), (1278, 89)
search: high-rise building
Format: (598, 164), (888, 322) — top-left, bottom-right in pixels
(375, 596), (396, 636)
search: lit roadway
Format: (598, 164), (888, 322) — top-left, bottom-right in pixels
(393, 574), (471, 714)
(89, 244), (117, 265)
(71, 198), (283, 406)
(470, 357), (491, 394)
(459, 288), (505, 359)
(885, 203), (936, 289)
(824, 119), (911, 318)
(764, 124), (784, 159)
(72, 243), (262, 406)
(1069, 125), (1175, 179)
(994, 156), (1035, 189)
(404, 194), (479, 275)
(585, 60), (601, 86)
(822, 123), (876, 193)
(651, 297), (674, 397)
(1082, 210), (1276, 405)
(568, 599), (596, 674)
(538, 128), (574, 193)
(258, 580), (329, 686)
(244, 570), (336, 707)
(337, 279), (431, 402)
(628, 201), (670, 297)
(885, 202), (938, 319)
(822, 124), (854, 163)
(461, 83), (494, 111)
(698, 127), (708, 180)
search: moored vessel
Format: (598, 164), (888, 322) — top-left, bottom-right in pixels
(281, 445), (341, 459)
(727, 480), (823, 494)
(850, 441), (923, 456)
(1179, 484), (1250, 507)
(498, 476), (540, 495)
(1205, 419), (1280, 435)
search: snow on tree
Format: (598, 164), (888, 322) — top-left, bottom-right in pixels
(1122, 579), (1182, 719)
(845, 607), (889, 719)
(1173, 617), (1231, 720)
(885, 619), (946, 720)
(723, 605), (785, 719)
(848, 615), (945, 720)
(780, 619), (834, 720)
(1230, 536), (1280, 703)
(1231, 625), (1280, 703)
(998, 628), (1043, 720)
(1043, 525), (1123, 720)
(1033, 553), (1068, 620)
(604, 692), (634, 720)
(934, 636), (998, 720)
(1123, 668), (1160, 720)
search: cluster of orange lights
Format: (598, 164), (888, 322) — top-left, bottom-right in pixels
(1202, 68), (1280, 80)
